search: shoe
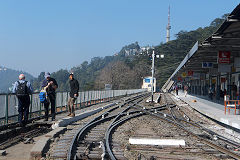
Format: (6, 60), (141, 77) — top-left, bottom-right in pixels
(44, 119), (48, 122)
(69, 113), (75, 117)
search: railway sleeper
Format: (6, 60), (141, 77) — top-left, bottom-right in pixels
(86, 133), (106, 137)
(76, 150), (125, 160)
(83, 137), (104, 142)
(213, 154), (232, 159)
(112, 146), (125, 152)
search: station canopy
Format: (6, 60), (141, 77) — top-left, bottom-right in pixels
(162, 3), (240, 91)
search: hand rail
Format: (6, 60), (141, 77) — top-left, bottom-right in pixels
(0, 89), (147, 126)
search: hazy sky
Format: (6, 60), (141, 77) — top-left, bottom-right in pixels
(0, 0), (239, 77)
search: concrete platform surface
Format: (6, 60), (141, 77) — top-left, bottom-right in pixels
(172, 91), (240, 131)
(146, 93), (161, 103)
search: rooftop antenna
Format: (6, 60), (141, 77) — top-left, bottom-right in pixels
(166, 5), (171, 42)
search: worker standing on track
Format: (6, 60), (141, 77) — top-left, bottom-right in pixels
(42, 72), (58, 121)
(12, 74), (33, 127)
(67, 73), (79, 117)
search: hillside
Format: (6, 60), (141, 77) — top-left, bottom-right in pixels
(31, 13), (228, 92)
(0, 67), (34, 93)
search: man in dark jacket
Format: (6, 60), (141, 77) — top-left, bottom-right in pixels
(67, 73), (79, 117)
(42, 72), (58, 121)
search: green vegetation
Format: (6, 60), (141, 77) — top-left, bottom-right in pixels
(30, 14), (230, 92)
(0, 67), (34, 93)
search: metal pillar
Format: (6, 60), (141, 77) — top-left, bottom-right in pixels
(203, 74), (207, 96)
(195, 80), (197, 95)
(151, 50), (155, 102)
(227, 73), (231, 98)
(198, 79), (201, 95)
(238, 74), (240, 100)
(209, 75), (212, 99)
(5, 94), (8, 125)
(216, 74), (221, 100)
(191, 81), (194, 94)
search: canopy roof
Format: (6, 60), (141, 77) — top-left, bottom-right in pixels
(162, 4), (240, 91)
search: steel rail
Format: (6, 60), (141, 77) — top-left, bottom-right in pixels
(67, 104), (122, 160)
(105, 104), (174, 160)
(131, 105), (240, 160)
(67, 103), (119, 160)
(148, 103), (240, 149)
(103, 106), (132, 159)
(172, 106), (240, 148)
(67, 93), (148, 160)
(164, 93), (240, 148)
(105, 112), (145, 160)
(158, 94), (240, 148)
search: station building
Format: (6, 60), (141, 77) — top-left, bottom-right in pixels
(162, 4), (240, 102)
(142, 76), (156, 92)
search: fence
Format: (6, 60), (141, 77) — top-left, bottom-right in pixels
(0, 89), (146, 126)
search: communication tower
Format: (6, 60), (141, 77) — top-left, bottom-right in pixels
(166, 6), (171, 42)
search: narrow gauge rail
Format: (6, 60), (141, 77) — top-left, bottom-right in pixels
(52, 93), (240, 160)
(123, 94), (240, 160)
(48, 93), (149, 160)
(67, 93), (149, 160)
(0, 123), (51, 150)
(163, 94), (240, 149)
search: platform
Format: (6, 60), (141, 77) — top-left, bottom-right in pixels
(146, 93), (161, 103)
(171, 91), (240, 131)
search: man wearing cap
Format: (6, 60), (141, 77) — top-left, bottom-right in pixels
(67, 73), (79, 117)
(13, 74), (33, 127)
(42, 72), (58, 121)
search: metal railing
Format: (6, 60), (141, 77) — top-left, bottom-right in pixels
(0, 89), (146, 126)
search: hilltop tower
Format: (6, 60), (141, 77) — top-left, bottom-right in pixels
(166, 5), (171, 43)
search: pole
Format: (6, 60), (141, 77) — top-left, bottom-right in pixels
(151, 50), (155, 102)
(5, 94), (9, 125)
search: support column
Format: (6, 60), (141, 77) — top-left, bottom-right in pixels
(194, 80), (197, 94)
(198, 79), (201, 95)
(209, 75), (212, 99)
(227, 73), (231, 98)
(203, 74), (207, 96)
(190, 80), (193, 94)
(238, 74), (240, 100)
(216, 74), (221, 100)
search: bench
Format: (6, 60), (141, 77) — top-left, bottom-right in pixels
(224, 95), (240, 115)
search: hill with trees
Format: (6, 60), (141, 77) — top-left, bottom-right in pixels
(0, 66), (34, 93)
(32, 14), (228, 92)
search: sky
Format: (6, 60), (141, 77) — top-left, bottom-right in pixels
(0, 0), (239, 77)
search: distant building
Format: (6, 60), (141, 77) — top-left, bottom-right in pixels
(105, 84), (112, 90)
(113, 53), (119, 56)
(142, 76), (156, 92)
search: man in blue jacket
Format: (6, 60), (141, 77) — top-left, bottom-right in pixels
(13, 74), (33, 127)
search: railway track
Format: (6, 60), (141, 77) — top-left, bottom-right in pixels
(49, 93), (149, 160)
(0, 123), (51, 150)
(125, 93), (240, 159)
(67, 94), (148, 160)
(49, 93), (240, 160)
(163, 94), (240, 150)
